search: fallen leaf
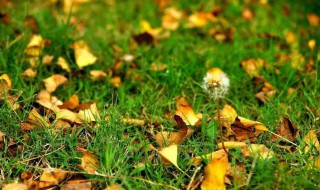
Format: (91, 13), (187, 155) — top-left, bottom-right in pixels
(25, 35), (44, 58)
(90, 70), (107, 81)
(21, 68), (37, 78)
(308, 39), (316, 50)
(104, 184), (123, 190)
(57, 57), (71, 72)
(190, 149), (228, 166)
(39, 168), (68, 188)
(21, 108), (50, 131)
(175, 96), (202, 126)
(43, 74), (68, 93)
(78, 148), (100, 174)
(162, 7), (183, 30)
(226, 162), (247, 187)
(158, 144), (179, 168)
(217, 141), (247, 149)
(55, 109), (82, 124)
(42, 54), (54, 66)
(71, 41), (97, 69)
(133, 32), (154, 45)
(300, 130), (320, 154)
(215, 104), (238, 132)
(36, 90), (63, 112)
(242, 8), (254, 21)
(229, 116), (268, 142)
(61, 181), (92, 190)
(241, 59), (264, 77)
(77, 102), (100, 122)
(272, 117), (298, 142)
(0, 13), (10, 24)
(307, 13), (320, 26)
(186, 12), (215, 28)
(110, 76), (121, 88)
(201, 156), (228, 190)
(23, 15), (39, 34)
(59, 94), (79, 110)
(2, 183), (29, 190)
(242, 144), (275, 160)
(122, 118), (146, 126)
(150, 62), (167, 71)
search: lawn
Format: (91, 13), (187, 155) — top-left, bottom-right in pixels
(0, 0), (320, 189)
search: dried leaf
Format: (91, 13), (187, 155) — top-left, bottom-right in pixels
(217, 141), (247, 149)
(77, 102), (100, 122)
(61, 181), (92, 190)
(162, 7), (183, 30)
(2, 183), (29, 190)
(42, 54), (54, 66)
(242, 144), (275, 160)
(122, 118), (146, 126)
(59, 94), (79, 110)
(21, 68), (37, 78)
(300, 130), (320, 154)
(242, 8), (254, 21)
(90, 70), (107, 81)
(175, 96), (201, 126)
(110, 76), (121, 88)
(158, 144), (179, 168)
(201, 156), (228, 190)
(133, 32), (154, 45)
(43, 74), (68, 93)
(190, 149), (228, 166)
(25, 35), (44, 57)
(307, 14), (320, 26)
(229, 116), (268, 142)
(23, 15), (39, 34)
(272, 117), (298, 142)
(241, 59), (264, 77)
(79, 149), (100, 174)
(216, 104), (237, 130)
(186, 12), (215, 28)
(71, 41), (97, 69)
(57, 57), (71, 72)
(39, 168), (68, 188)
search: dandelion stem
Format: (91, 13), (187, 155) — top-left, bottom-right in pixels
(216, 98), (230, 156)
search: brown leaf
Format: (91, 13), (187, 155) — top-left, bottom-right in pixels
(133, 32), (154, 45)
(42, 54), (55, 66)
(201, 156), (229, 190)
(0, 13), (10, 24)
(23, 15), (39, 34)
(242, 8), (254, 21)
(43, 74), (68, 93)
(272, 117), (298, 142)
(61, 181), (92, 190)
(300, 130), (320, 154)
(110, 76), (121, 88)
(162, 7), (183, 30)
(229, 116), (268, 142)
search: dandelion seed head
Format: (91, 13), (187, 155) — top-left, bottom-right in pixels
(202, 68), (230, 99)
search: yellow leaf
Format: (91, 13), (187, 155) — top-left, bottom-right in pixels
(80, 149), (100, 174)
(201, 156), (228, 190)
(237, 116), (269, 132)
(25, 35), (44, 57)
(3, 183), (29, 190)
(43, 74), (68, 93)
(77, 102), (100, 122)
(175, 96), (201, 126)
(90, 70), (107, 81)
(300, 130), (320, 154)
(57, 57), (71, 72)
(242, 144), (275, 160)
(158, 144), (179, 168)
(190, 149), (228, 166)
(21, 68), (37, 78)
(216, 104), (237, 129)
(39, 168), (68, 188)
(72, 41), (97, 69)
(217, 141), (247, 149)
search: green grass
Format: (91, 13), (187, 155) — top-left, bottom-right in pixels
(1, 0), (320, 189)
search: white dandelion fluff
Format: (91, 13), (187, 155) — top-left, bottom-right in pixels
(202, 68), (230, 99)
